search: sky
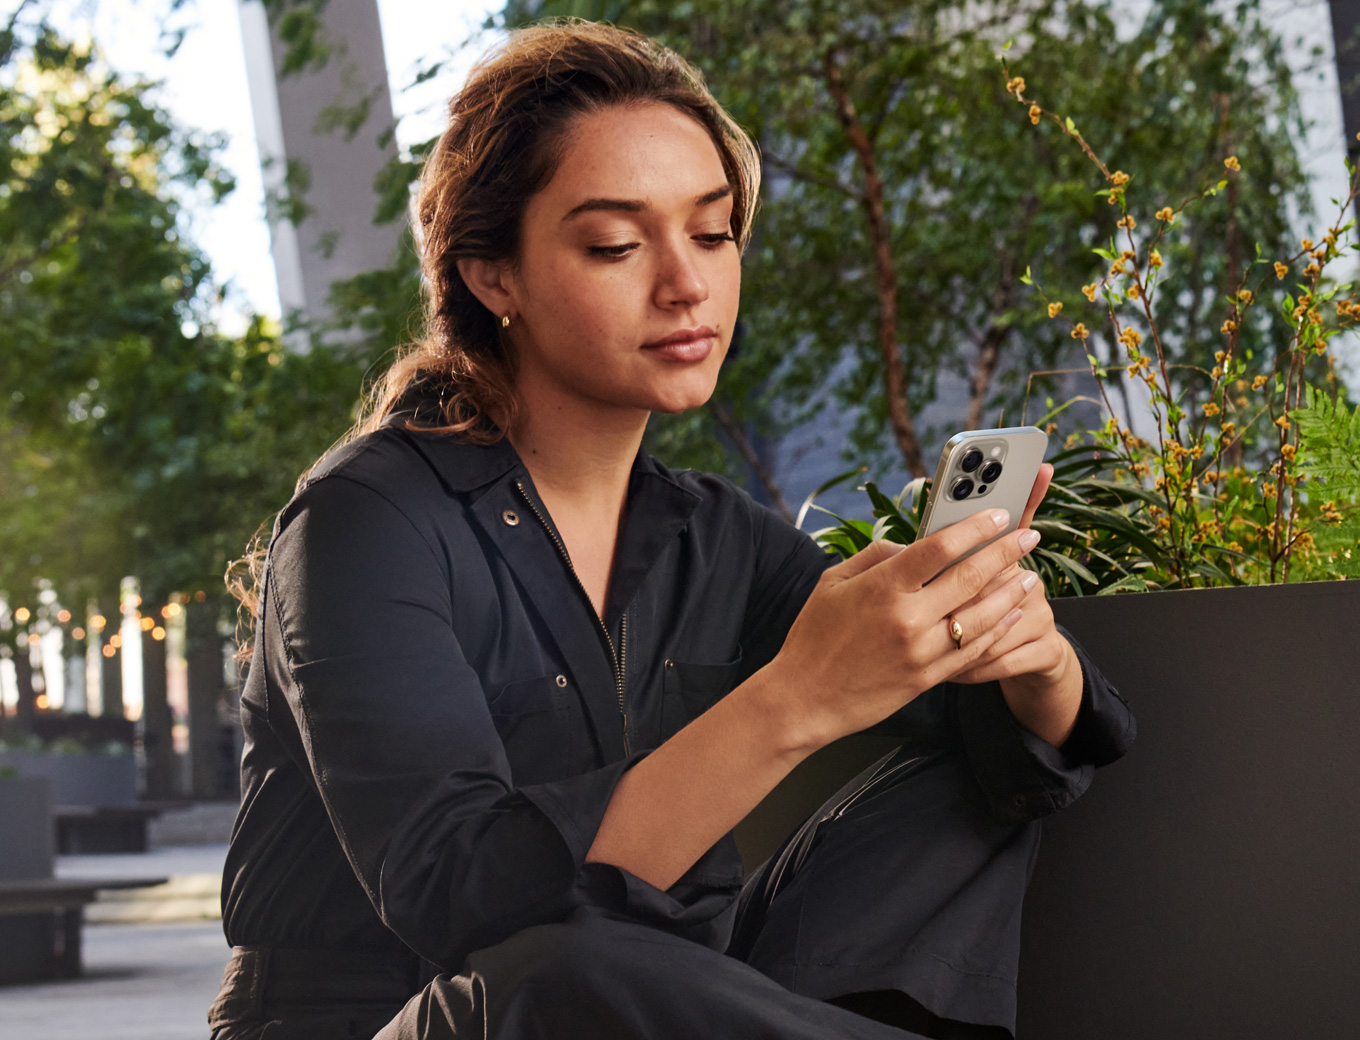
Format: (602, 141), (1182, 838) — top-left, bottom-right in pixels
(1, 0), (503, 334)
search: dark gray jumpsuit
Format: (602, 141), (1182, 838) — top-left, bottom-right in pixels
(209, 408), (1134, 1039)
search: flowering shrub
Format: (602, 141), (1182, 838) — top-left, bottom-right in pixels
(1003, 55), (1360, 586)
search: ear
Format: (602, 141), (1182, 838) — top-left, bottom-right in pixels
(456, 257), (517, 321)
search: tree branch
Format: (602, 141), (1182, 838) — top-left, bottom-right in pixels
(708, 399), (794, 523)
(762, 153), (863, 201)
(823, 47), (926, 477)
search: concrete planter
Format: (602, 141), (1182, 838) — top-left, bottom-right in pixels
(0, 776), (53, 881)
(0, 750), (136, 808)
(1019, 580), (1360, 1039)
(0, 775), (57, 986)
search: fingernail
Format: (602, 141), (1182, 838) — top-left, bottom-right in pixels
(1020, 570), (1039, 592)
(1004, 607), (1023, 626)
(990, 509), (1010, 529)
(1018, 529), (1041, 551)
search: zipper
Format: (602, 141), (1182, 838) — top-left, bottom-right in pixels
(514, 481), (631, 755)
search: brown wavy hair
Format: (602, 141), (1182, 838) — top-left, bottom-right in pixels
(228, 19), (762, 656)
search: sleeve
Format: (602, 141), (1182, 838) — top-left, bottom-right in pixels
(735, 496), (839, 684)
(950, 624), (1136, 823)
(262, 475), (645, 969)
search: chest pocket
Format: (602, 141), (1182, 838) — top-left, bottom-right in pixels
(486, 672), (586, 786)
(660, 648), (744, 742)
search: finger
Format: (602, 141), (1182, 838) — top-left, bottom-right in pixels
(888, 507), (1012, 593)
(928, 567), (1036, 671)
(817, 538), (906, 591)
(1020, 463), (1053, 529)
(921, 525), (1040, 619)
(923, 597), (1025, 689)
(951, 635), (1052, 685)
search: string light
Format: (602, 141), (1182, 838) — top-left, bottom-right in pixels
(108, 634), (122, 649)
(56, 609), (71, 623)
(14, 607), (30, 624)
(139, 616), (154, 632)
(72, 627), (85, 640)
(102, 645), (116, 658)
(90, 615), (106, 632)
(152, 627), (166, 641)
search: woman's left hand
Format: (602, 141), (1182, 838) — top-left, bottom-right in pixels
(947, 462), (1084, 746)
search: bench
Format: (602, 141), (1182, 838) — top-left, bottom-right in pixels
(53, 804), (162, 855)
(0, 876), (166, 984)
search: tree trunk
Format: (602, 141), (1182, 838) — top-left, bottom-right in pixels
(823, 48), (926, 477)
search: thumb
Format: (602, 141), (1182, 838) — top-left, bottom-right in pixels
(822, 538), (906, 587)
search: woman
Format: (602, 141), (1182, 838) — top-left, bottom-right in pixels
(211, 21), (1133, 1040)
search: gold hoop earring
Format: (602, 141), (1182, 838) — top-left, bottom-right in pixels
(501, 315), (511, 329)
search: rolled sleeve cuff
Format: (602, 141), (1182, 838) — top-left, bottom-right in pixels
(524, 754), (744, 952)
(954, 626), (1135, 824)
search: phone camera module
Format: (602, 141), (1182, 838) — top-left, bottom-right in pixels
(960, 449), (984, 473)
(979, 461), (1003, 483)
(951, 478), (975, 499)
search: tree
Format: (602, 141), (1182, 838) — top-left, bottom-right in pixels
(0, 8), (366, 615)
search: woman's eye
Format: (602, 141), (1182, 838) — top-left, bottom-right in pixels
(587, 243), (638, 259)
(696, 233), (736, 248)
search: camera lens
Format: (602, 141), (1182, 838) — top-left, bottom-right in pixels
(980, 461), (1003, 483)
(951, 478), (974, 499)
(960, 449), (984, 473)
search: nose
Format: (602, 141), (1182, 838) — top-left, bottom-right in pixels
(653, 234), (709, 310)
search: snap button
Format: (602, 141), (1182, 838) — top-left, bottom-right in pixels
(664, 659), (674, 669)
(501, 510), (520, 527)
(555, 674), (567, 688)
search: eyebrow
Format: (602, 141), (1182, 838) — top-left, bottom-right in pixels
(560, 184), (733, 222)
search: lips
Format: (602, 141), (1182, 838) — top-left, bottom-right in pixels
(641, 325), (717, 363)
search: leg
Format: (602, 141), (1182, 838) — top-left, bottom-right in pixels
(374, 908), (926, 1040)
(732, 745), (1039, 1036)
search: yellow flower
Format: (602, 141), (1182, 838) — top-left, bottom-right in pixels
(1028, 104), (1042, 125)
(1110, 171), (1131, 188)
(1302, 238), (1315, 251)
(1211, 366), (1223, 379)
(1203, 401), (1221, 416)
(1237, 288), (1254, 305)
(1120, 249), (1136, 261)
(1156, 207), (1174, 221)
(1117, 215), (1136, 230)
(1045, 422), (1058, 434)
(1220, 421), (1236, 438)
(1117, 327), (1142, 349)
(1220, 319), (1238, 334)
(1007, 76), (1026, 97)
(1252, 375), (1267, 390)
(1303, 263), (1320, 278)
(1311, 248), (1327, 261)
(1224, 155), (1241, 171)
(1274, 262), (1288, 280)
(1048, 301), (1063, 318)
(1274, 414), (1290, 430)
(1236, 395), (1249, 408)
(1081, 283), (1098, 302)
(1149, 250), (1163, 269)
(1214, 350), (1226, 363)
(1071, 322), (1090, 340)
(1281, 443), (1297, 461)
(1109, 260), (1126, 276)
(1127, 284), (1142, 300)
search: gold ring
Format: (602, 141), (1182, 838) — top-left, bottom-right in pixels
(947, 614), (964, 650)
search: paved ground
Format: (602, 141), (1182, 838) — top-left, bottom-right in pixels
(0, 920), (231, 1040)
(0, 844), (231, 1039)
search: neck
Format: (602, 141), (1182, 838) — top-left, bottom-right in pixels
(507, 385), (648, 509)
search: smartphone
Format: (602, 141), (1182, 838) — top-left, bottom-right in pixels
(914, 426), (1049, 577)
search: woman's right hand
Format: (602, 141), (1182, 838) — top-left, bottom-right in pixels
(760, 508), (1041, 753)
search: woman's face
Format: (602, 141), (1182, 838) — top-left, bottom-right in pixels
(504, 102), (742, 422)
